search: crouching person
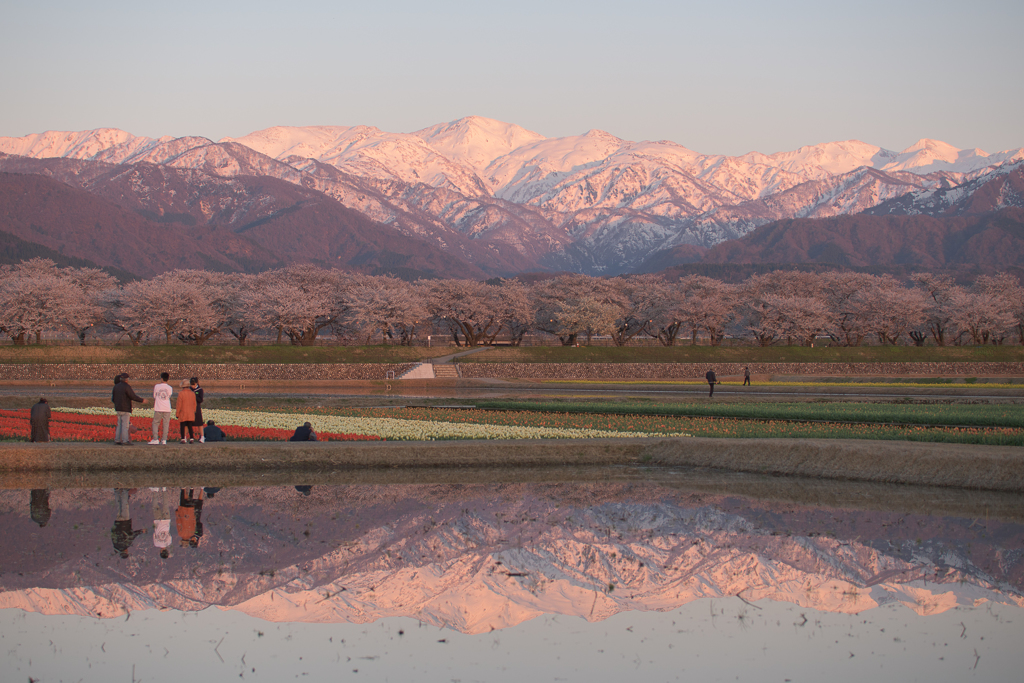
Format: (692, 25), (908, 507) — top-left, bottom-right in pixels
(203, 420), (226, 442)
(289, 422), (318, 441)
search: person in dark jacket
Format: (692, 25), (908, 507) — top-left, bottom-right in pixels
(190, 378), (206, 442)
(289, 422), (318, 441)
(705, 368), (718, 397)
(203, 420), (226, 442)
(30, 398), (51, 442)
(111, 374), (145, 444)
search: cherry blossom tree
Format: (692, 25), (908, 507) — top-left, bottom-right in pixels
(949, 287), (1016, 345)
(345, 276), (427, 345)
(493, 278), (534, 346)
(911, 273), (959, 346)
(0, 270), (69, 344)
(608, 275), (666, 346)
(421, 279), (502, 347)
(669, 277), (738, 346)
(819, 272), (878, 346)
(531, 274), (623, 346)
(740, 272), (823, 346)
(759, 294), (831, 346)
(250, 266), (356, 345)
(858, 276), (928, 345)
(974, 273), (1024, 344)
(57, 267), (118, 345)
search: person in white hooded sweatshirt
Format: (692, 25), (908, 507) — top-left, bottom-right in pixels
(149, 372), (173, 444)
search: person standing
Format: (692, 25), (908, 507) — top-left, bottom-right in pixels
(743, 366), (751, 387)
(175, 379), (197, 443)
(29, 398), (51, 442)
(149, 372), (173, 445)
(190, 378), (205, 443)
(705, 368), (718, 397)
(112, 373), (144, 445)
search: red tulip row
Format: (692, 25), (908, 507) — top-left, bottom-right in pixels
(0, 409), (382, 442)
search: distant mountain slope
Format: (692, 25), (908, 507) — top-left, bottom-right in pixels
(698, 207), (1024, 269)
(2, 119), (1023, 274)
(0, 171), (486, 278)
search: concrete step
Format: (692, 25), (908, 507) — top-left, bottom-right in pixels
(431, 364), (461, 379)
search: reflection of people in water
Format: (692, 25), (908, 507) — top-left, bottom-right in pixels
(151, 488), (174, 559)
(30, 489), (51, 527)
(294, 485), (313, 496)
(111, 488), (146, 558)
(176, 488), (205, 548)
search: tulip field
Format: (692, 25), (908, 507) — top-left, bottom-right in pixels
(1, 402), (1021, 445)
(0, 408), (382, 443)
(305, 405), (1024, 446)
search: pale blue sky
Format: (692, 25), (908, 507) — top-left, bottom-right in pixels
(2, 0), (1021, 156)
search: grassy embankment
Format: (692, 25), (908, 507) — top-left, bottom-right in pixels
(1, 344), (1022, 365)
(0, 345), (453, 364)
(459, 345), (1024, 364)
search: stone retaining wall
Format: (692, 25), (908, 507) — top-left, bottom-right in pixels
(2, 361), (1023, 381)
(0, 363), (415, 381)
(457, 362), (1024, 380)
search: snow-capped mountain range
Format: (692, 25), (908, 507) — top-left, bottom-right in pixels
(2, 117), (1022, 275)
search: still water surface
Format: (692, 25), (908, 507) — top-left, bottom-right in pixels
(2, 475), (1022, 681)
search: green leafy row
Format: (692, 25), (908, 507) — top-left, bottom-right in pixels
(469, 400), (1024, 428)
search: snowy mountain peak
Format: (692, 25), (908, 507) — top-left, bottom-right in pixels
(413, 116), (546, 174)
(0, 128), (151, 161)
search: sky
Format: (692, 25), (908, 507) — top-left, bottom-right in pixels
(2, 0), (1022, 156)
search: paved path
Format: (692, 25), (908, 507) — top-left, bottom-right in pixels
(2, 378), (1023, 403)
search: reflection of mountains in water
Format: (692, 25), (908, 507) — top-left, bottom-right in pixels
(1, 484), (1021, 634)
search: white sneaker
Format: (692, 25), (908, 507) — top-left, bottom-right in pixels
(160, 440), (167, 445)
(199, 436), (205, 443)
(148, 439), (160, 445)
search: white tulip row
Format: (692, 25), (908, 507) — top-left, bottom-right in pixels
(54, 407), (689, 441)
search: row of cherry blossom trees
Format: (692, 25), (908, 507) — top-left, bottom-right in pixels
(1, 260), (1022, 347)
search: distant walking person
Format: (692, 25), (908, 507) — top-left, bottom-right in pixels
(743, 366), (751, 386)
(112, 374), (145, 445)
(149, 372), (173, 444)
(176, 379), (197, 443)
(30, 398), (51, 442)
(289, 422), (318, 441)
(705, 368), (718, 397)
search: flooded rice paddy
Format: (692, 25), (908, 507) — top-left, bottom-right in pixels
(1, 472), (1022, 682)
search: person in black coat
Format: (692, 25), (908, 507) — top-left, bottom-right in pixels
(30, 398), (51, 442)
(111, 374), (144, 444)
(289, 422), (318, 441)
(705, 368), (717, 397)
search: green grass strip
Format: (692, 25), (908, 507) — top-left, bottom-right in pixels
(469, 399), (1024, 429)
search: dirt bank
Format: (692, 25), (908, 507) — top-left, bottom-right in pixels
(1, 438), (1021, 493)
